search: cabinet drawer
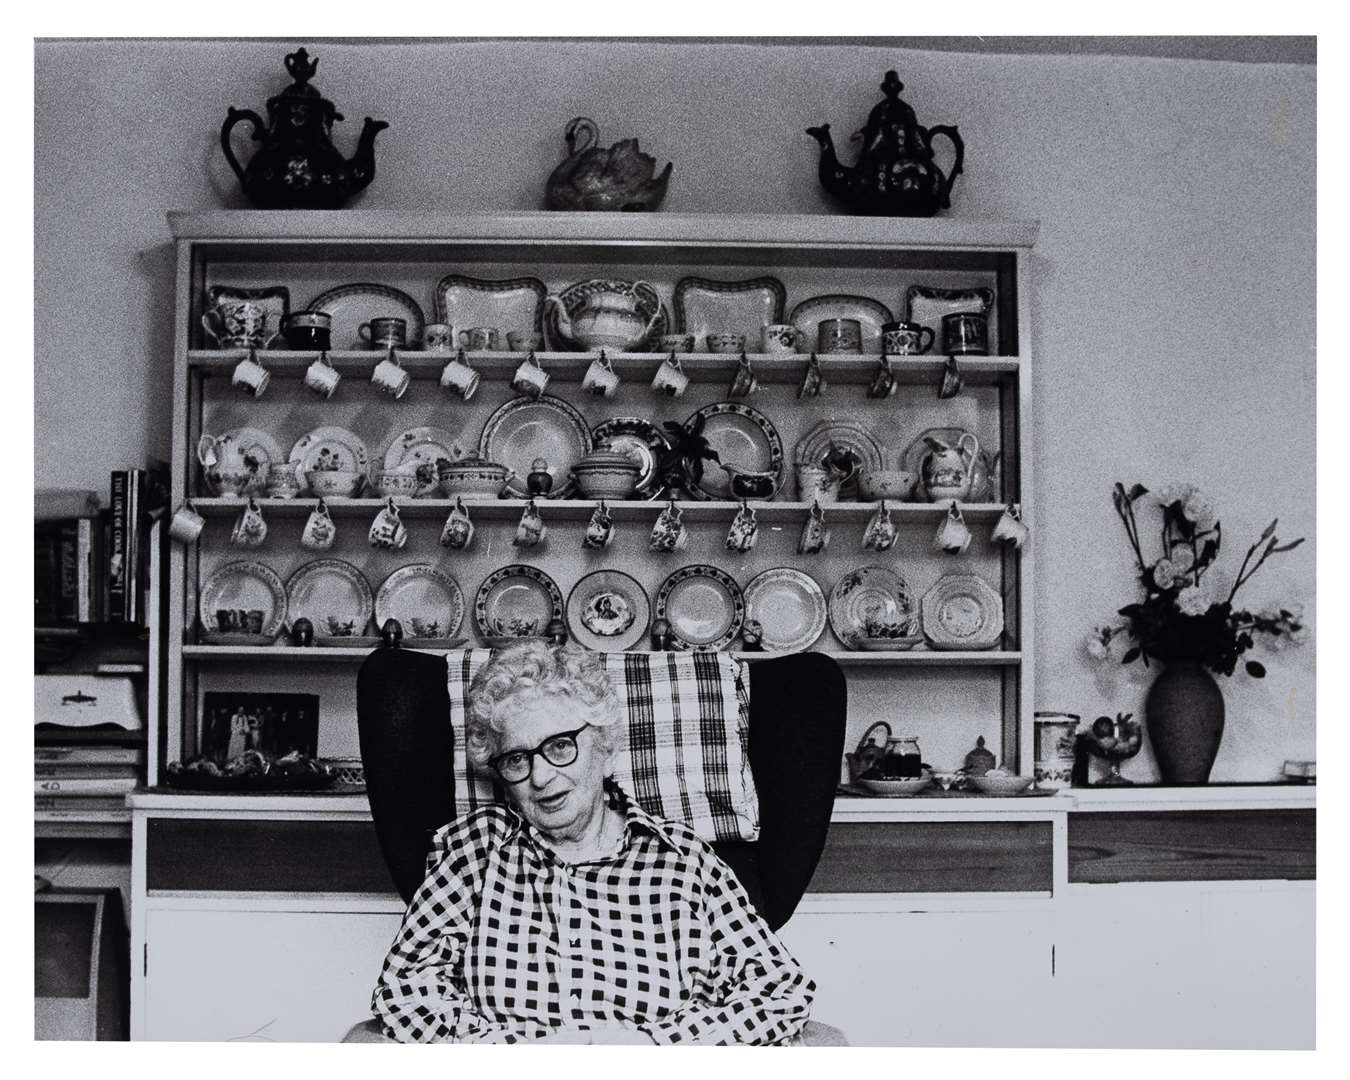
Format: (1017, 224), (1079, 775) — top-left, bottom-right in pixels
(145, 818), (394, 893)
(810, 820), (1053, 893)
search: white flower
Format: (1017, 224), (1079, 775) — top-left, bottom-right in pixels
(1168, 546), (1196, 573)
(1176, 585), (1212, 617)
(1085, 637), (1108, 660)
(1181, 491), (1218, 531)
(1152, 558), (1183, 589)
(1155, 482), (1198, 508)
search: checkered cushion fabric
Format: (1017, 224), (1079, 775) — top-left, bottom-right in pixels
(444, 649), (759, 843)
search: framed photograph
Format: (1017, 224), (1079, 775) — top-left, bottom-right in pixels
(200, 692), (319, 764)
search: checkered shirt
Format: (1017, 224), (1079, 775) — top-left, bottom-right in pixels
(372, 783), (813, 1045)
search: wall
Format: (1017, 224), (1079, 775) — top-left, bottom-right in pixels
(33, 39), (1316, 780)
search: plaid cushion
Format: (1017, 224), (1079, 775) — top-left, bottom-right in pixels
(444, 649), (759, 843)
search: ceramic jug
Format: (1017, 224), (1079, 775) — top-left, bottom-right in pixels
(920, 432), (980, 501)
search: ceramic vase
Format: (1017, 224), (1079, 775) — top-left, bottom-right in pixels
(1145, 660), (1225, 784)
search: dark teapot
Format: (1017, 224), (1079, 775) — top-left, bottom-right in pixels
(221, 48), (388, 210)
(807, 70), (964, 217)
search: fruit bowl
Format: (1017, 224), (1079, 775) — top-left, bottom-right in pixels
(857, 774), (932, 796)
(966, 772), (1034, 796)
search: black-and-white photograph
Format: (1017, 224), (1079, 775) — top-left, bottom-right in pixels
(32, 31), (1320, 1053)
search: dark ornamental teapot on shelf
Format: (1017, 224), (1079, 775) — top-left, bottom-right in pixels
(220, 48), (388, 210)
(807, 70), (964, 217)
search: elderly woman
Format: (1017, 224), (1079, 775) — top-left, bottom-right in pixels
(370, 641), (814, 1045)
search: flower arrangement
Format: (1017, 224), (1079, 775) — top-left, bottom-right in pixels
(1087, 482), (1307, 677)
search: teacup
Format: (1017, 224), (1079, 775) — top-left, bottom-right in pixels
(867, 357), (896, 399)
(303, 352), (341, 398)
(798, 352), (826, 398)
(372, 470), (420, 499)
(706, 332), (746, 354)
(942, 312), (989, 356)
(881, 320), (935, 357)
(439, 498), (475, 550)
(422, 323), (454, 351)
(725, 504), (758, 553)
(796, 463), (839, 504)
(817, 318), (863, 354)
(439, 353), (480, 401)
(511, 353), (549, 397)
(300, 500), (336, 550)
(863, 502), (898, 552)
(650, 502), (687, 552)
(231, 353), (271, 397)
(582, 502), (614, 550)
(459, 327), (502, 352)
(371, 354), (410, 399)
(168, 503), (205, 544)
(652, 354), (688, 397)
(728, 355), (758, 397)
(582, 354), (620, 398)
(229, 498), (267, 548)
(264, 462), (302, 499)
(306, 469), (363, 498)
(934, 501), (972, 554)
(761, 324), (799, 354)
(658, 333), (695, 353)
(798, 501), (831, 555)
(281, 311), (332, 351)
(368, 500), (408, 550)
(513, 499), (547, 548)
(359, 317), (407, 350)
(507, 330), (544, 353)
(991, 503), (1030, 548)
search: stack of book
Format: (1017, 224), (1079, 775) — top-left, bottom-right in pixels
(35, 737), (143, 823)
(35, 465), (167, 628)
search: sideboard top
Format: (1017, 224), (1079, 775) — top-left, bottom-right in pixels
(167, 210), (1039, 251)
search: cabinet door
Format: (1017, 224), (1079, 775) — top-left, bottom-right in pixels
(143, 908), (403, 1042)
(778, 908), (1055, 1047)
(1053, 882), (1314, 1048)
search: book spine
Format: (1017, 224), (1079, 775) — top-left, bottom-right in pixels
(34, 525), (60, 624)
(108, 471), (129, 621)
(77, 517), (95, 623)
(34, 776), (139, 796)
(34, 764), (140, 779)
(57, 521), (79, 623)
(35, 795), (130, 814)
(128, 469), (142, 624)
(98, 508), (112, 624)
(34, 746), (145, 765)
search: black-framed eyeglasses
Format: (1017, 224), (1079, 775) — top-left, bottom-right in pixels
(488, 724), (591, 785)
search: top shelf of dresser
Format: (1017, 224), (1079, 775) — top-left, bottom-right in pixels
(168, 211), (1040, 252)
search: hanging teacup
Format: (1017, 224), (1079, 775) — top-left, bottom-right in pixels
(934, 500), (972, 554)
(440, 497), (474, 550)
(514, 498), (547, 548)
(369, 498), (408, 550)
(582, 500), (615, 550)
(230, 496), (268, 547)
(991, 503), (1030, 548)
(301, 498), (336, 550)
(862, 500), (898, 552)
(798, 499), (831, 555)
(725, 501), (759, 553)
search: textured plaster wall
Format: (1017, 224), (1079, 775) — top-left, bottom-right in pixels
(33, 39), (1315, 780)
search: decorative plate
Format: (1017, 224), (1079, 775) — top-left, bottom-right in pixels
(793, 420), (885, 500)
(591, 417), (670, 499)
(479, 395), (592, 498)
(566, 569), (651, 652)
(206, 284), (290, 344)
(905, 285), (996, 349)
(374, 565), (465, 643)
(900, 427), (995, 502)
(434, 273), (548, 335)
(285, 559), (375, 641)
(655, 564), (746, 651)
(199, 560), (288, 639)
(202, 427), (285, 497)
(687, 402), (784, 500)
(379, 426), (467, 497)
(305, 282), (426, 349)
(543, 278), (668, 352)
(673, 275), (787, 344)
(474, 565), (565, 643)
(789, 293), (895, 355)
(288, 426), (371, 484)
(921, 573), (1004, 650)
(828, 566), (919, 650)
(743, 568), (827, 653)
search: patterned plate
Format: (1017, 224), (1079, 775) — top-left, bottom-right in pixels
(743, 568), (827, 652)
(789, 293), (895, 355)
(434, 274), (548, 335)
(921, 573), (1004, 650)
(591, 417), (670, 499)
(566, 569), (651, 652)
(828, 566), (919, 650)
(474, 564), (565, 643)
(375, 565), (465, 643)
(379, 427), (467, 497)
(905, 285), (996, 351)
(202, 427), (285, 497)
(288, 426), (371, 485)
(793, 420), (885, 501)
(687, 402), (784, 501)
(285, 559), (374, 641)
(199, 560), (287, 638)
(655, 564), (745, 651)
(674, 275), (787, 344)
(479, 395), (592, 498)
(305, 282), (426, 349)
(900, 427), (995, 502)
(543, 278), (669, 352)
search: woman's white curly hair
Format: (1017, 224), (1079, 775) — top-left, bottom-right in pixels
(464, 641), (621, 769)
